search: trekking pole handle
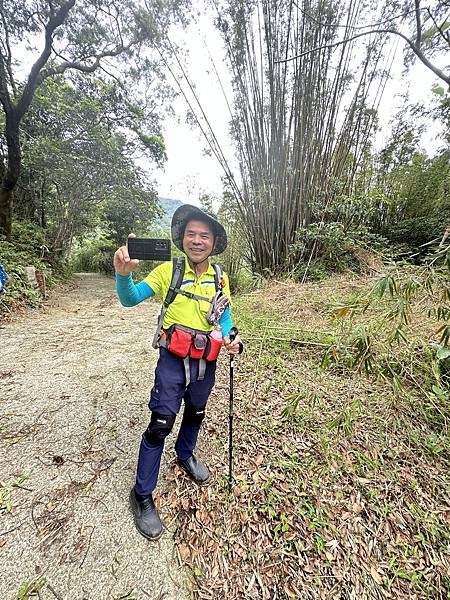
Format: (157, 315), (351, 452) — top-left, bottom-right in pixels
(229, 327), (243, 354)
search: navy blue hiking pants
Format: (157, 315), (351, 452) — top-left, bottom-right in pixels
(135, 348), (216, 497)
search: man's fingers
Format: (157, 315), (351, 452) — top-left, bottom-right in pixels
(113, 245), (140, 276)
(116, 247), (129, 263)
(120, 245), (130, 262)
(222, 335), (242, 355)
(122, 233), (136, 263)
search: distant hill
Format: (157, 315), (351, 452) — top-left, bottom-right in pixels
(154, 197), (184, 232)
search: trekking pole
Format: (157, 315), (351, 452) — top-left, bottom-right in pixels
(228, 327), (243, 493)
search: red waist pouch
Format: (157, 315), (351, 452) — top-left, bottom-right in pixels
(166, 326), (192, 358)
(165, 325), (221, 361)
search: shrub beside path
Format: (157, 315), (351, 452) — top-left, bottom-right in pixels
(0, 274), (190, 600)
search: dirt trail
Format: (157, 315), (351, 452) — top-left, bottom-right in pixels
(0, 274), (190, 600)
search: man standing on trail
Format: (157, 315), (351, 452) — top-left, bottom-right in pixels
(113, 205), (242, 540)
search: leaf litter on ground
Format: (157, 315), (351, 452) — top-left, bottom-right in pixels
(160, 274), (449, 599)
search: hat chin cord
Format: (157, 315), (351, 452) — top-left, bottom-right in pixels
(187, 252), (213, 273)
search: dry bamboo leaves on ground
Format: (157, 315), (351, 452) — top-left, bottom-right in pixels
(163, 278), (449, 599)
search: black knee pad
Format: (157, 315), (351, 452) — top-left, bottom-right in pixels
(144, 412), (176, 445)
(182, 404), (206, 427)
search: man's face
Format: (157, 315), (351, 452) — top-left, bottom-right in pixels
(182, 219), (215, 264)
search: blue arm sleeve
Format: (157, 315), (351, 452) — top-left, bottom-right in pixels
(115, 274), (155, 307)
(219, 306), (233, 337)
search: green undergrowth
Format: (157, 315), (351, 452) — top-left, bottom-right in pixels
(70, 236), (118, 275)
(226, 268), (450, 598)
(70, 233), (181, 279)
(0, 222), (70, 316)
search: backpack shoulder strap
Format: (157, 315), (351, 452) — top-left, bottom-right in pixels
(152, 256), (185, 349)
(211, 263), (223, 292)
(164, 256), (185, 307)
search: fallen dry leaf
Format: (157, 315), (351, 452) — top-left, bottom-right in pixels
(178, 544), (190, 561)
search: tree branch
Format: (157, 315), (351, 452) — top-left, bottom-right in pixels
(275, 28), (450, 87)
(0, 52), (12, 113)
(98, 5), (124, 49)
(0, 5), (17, 98)
(426, 7), (450, 47)
(414, 0), (422, 47)
(291, 2), (427, 32)
(37, 42), (133, 83)
(97, 61), (123, 86)
(16, 0), (76, 120)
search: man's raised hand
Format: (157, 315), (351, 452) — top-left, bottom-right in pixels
(113, 233), (140, 276)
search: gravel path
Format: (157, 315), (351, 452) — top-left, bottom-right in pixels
(0, 274), (190, 600)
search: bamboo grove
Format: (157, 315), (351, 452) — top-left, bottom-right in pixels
(214, 0), (408, 275)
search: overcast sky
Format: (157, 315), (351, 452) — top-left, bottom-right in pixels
(154, 3), (445, 207)
(12, 1), (445, 208)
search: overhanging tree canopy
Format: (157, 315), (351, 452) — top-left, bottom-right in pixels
(15, 76), (163, 255)
(0, 0), (188, 238)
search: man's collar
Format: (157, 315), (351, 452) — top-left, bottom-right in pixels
(183, 254), (215, 276)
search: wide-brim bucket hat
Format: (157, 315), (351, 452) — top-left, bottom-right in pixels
(171, 204), (227, 255)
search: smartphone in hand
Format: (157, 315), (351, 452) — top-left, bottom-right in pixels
(127, 238), (171, 261)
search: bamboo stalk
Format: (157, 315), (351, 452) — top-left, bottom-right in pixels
(244, 335), (329, 346)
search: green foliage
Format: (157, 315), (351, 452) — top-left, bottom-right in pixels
(323, 243), (450, 431)
(431, 85), (445, 97)
(70, 233), (180, 277)
(388, 216), (445, 252)
(9, 221), (47, 256)
(292, 111), (450, 272)
(102, 191), (162, 248)
(137, 133), (167, 165)
(218, 192), (247, 293)
(234, 267), (266, 294)
(0, 0), (189, 239)
(367, 117), (450, 254)
(0, 222), (58, 311)
(15, 77), (162, 256)
(70, 237), (118, 275)
(220, 0), (396, 276)
(288, 222), (389, 281)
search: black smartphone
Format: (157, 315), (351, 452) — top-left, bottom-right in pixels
(127, 238), (171, 261)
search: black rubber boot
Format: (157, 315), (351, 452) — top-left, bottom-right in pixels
(129, 488), (163, 540)
(177, 454), (210, 485)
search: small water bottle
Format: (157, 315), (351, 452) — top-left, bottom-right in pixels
(210, 327), (223, 342)
(207, 327), (223, 361)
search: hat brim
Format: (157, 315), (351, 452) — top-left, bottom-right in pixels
(171, 204), (227, 255)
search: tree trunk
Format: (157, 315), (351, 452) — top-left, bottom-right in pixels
(0, 111), (21, 239)
(0, 187), (13, 238)
(40, 179), (46, 228)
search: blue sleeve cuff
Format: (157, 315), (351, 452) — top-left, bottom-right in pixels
(219, 306), (233, 337)
(115, 273), (154, 307)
